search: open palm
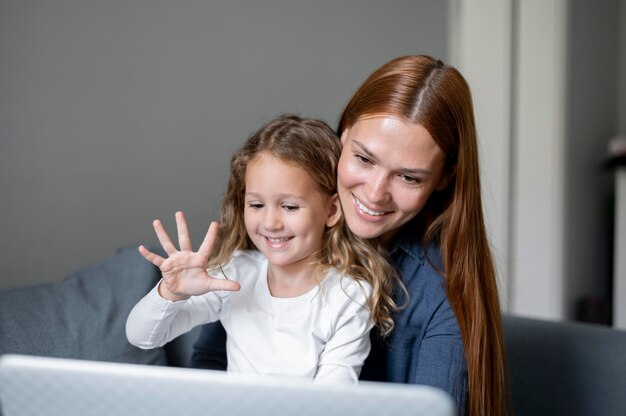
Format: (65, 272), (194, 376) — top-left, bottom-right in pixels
(138, 211), (240, 301)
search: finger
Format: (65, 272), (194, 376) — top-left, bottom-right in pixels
(152, 219), (177, 255)
(197, 221), (219, 260)
(138, 245), (165, 267)
(209, 278), (241, 292)
(175, 211), (193, 252)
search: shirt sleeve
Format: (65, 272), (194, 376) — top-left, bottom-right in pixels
(125, 279), (224, 349)
(314, 279), (373, 383)
(412, 298), (468, 416)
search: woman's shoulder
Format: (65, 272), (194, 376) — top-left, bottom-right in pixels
(391, 234), (461, 336)
(391, 234), (447, 299)
(390, 227), (441, 264)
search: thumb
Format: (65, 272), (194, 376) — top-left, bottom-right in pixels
(210, 278), (241, 292)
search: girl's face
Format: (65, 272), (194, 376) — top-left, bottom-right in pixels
(338, 116), (448, 243)
(244, 151), (340, 272)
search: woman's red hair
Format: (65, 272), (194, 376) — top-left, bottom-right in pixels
(339, 55), (511, 416)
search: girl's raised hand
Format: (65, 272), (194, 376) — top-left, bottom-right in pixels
(138, 211), (240, 301)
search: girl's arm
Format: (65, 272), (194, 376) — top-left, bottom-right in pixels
(125, 281), (225, 349)
(314, 279), (373, 383)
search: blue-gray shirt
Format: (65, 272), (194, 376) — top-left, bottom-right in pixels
(360, 225), (467, 415)
(191, 225), (467, 414)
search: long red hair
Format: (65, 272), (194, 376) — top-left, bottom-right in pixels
(339, 55), (511, 416)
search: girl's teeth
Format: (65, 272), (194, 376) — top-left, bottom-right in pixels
(267, 237), (290, 243)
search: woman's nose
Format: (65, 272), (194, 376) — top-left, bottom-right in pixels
(365, 171), (391, 204)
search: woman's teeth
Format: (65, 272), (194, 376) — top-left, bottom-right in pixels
(354, 197), (386, 216)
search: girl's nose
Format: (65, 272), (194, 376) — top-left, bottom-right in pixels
(263, 208), (283, 231)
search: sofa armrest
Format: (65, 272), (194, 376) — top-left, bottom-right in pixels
(503, 314), (626, 415)
(0, 246), (167, 365)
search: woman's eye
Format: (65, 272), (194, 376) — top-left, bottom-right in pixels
(400, 175), (421, 185)
(355, 154), (372, 165)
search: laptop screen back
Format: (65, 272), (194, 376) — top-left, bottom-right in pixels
(0, 354), (455, 416)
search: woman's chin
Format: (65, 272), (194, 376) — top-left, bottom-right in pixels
(344, 216), (385, 240)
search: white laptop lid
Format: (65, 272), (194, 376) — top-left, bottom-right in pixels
(0, 354), (455, 416)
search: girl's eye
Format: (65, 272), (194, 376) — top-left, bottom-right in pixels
(247, 203), (264, 210)
(282, 205), (299, 212)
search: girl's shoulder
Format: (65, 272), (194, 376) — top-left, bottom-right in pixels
(229, 249), (265, 263)
(208, 249), (266, 282)
(321, 268), (373, 303)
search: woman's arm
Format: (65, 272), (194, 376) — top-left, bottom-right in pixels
(411, 299), (468, 415)
(191, 321), (228, 370)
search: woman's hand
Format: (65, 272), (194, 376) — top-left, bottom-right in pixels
(139, 211), (240, 301)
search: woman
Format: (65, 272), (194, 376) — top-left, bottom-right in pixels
(192, 55), (510, 415)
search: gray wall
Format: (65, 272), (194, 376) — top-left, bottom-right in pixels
(620, 0), (626, 134)
(0, 1), (449, 289)
(563, 0), (621, 320)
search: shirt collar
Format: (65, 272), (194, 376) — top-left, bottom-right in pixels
(387, 220), (424, 260)
(387, 220), (443, 271)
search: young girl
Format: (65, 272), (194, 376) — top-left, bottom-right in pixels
(126, 114), (399, 383)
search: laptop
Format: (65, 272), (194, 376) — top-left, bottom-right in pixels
(0, 354), (455, 416)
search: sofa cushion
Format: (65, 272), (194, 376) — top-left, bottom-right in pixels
(0, 246), (167, 365)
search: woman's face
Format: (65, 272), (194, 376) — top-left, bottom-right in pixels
(337, 116), (448, 243)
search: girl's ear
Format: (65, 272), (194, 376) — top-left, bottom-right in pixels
(326, 194), (342, 228)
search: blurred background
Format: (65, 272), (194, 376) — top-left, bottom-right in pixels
(1, 0), (624, 326)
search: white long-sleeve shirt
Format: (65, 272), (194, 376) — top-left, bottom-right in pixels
(126, 250), (373, 383)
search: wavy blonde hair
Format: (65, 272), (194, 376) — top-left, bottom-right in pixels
(339, 56), (511, 416)
(210, 114), (400, 335)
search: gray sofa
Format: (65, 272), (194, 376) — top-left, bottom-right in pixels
(0, 246), (198, 369)
(503, 314), (626, 415)
(1, 246), (625, 415)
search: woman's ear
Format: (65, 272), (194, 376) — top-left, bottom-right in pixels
(340, 128), (350, 146)
(326, 194), (342, 228)
(435, 167), (456, 191)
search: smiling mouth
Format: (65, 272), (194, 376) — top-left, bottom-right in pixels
(353, 195), (388, 216)
(263, 236), (293, 244)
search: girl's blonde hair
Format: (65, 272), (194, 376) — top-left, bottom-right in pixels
(210, 114), (400, 335)
(339, 56), (511, 416)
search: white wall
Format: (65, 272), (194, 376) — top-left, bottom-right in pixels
(450, 0), (570, 319)
(452, 0), (622, 322)
(0, 1), (449, 290)
(512, 0), (568, 319)
(448, 0), (514, 309)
